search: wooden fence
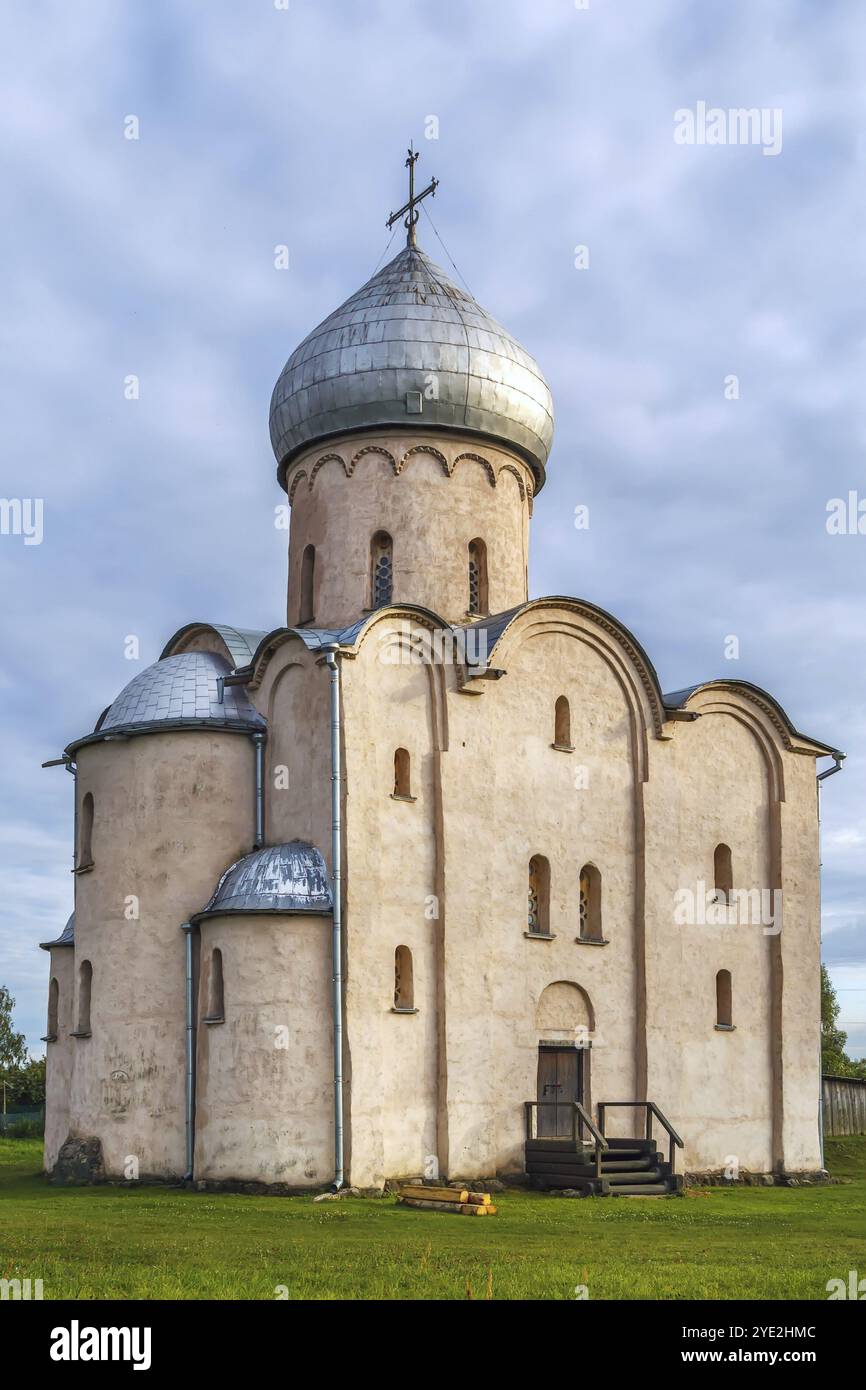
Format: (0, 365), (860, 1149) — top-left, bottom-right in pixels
(822, 1075), (866, 1136)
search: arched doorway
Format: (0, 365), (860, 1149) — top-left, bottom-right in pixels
(534, 981), (594, 1137)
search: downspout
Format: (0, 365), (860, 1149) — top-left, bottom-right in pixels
(181, 719), (263, 1187)
(68, 759), (78, 873)
(41, 755), (77, 864)
(817, 754), (845, 783)
(251, 731), (265, 849)
(816, 753), (845, 1169)
(181, 922), (195, 1181)
(322, 645), (344, 1190)
(216, 674), (265, 850)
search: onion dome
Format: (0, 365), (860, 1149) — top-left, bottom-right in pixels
(40, 912), (75, 950)
(269, 244), (554, 490)
(94, 652), (264, 739)
(194, 841), (333, 920)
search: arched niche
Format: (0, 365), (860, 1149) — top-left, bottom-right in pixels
(535, 980), (595, 1041)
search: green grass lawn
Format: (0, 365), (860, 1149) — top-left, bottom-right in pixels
(1, 1136), (864, 1300)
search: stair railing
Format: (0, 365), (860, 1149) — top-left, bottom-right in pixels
(524, 1101), (609, 1180)
(596, 1100), (684, 1173)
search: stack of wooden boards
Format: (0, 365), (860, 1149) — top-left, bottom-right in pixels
(397, 1184), (497, 1216)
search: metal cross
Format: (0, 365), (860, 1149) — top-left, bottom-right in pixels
(387, 144), (438, 248)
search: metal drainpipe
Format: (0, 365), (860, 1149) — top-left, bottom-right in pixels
(218, 676), (265, 849)
(323, 645), (344, 1190)
(817, 754), (845, 783)
(816, 753), (844, 1169)
(251, 731), (265, 849)
(67, 759), (78, 870)
(182, 923), (195, 1181)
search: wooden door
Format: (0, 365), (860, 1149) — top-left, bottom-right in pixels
(536, 1047), (582, 1137)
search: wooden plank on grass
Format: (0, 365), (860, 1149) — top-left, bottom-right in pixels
(398, 1185), (469, 1204)
(399, 1197), (489, 1215)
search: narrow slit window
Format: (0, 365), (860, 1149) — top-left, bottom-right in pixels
(299, 544), (316, 624)
(79, 792), (94, 869)
(394, 945), (414, 1010)
(554, 696), (572, 749)
(716, 969), (733, 1028)
(393, 747), (411, 799)
(714, 844), (733, 905)
(77, 960), (92, 1035)
(528, 855), (550, 935)
(578, 864), (603, 941)
(468, 538), (488, 615)
(47, 977), (59, 1040)
(206, 948), (225, 1021)
(371, 531), (393, 608)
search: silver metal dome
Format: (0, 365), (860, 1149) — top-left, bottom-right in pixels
(269, 245), (554, 489)
(195, 841), (333, 919)
(98, 652), (265, 736)
(40, 911), (75, 950)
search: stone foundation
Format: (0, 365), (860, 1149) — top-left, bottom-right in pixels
(50, 1135), (105, 1185)
(684, 1168), (832, 1187)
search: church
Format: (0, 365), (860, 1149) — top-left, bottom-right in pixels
(40, 156), (842, 1194)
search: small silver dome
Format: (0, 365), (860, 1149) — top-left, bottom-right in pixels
(40, 912), (75, 950)
(98, 652), (265, 737)
(270, 245), (554, 489)
(196, 841), (333, 919)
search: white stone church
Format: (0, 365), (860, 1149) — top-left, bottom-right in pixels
(41, 173), (842, 1194)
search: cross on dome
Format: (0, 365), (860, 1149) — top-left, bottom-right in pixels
(386, 143), (438, 248)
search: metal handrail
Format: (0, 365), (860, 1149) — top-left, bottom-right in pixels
(575, 1101), (608, 1154)
(524, 1101), (609, 1179)
(596, 1100), (684, 1171)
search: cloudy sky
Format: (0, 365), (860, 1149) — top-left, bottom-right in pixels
(1, 0), (863, 1056)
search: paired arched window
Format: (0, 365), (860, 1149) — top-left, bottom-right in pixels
(47, 977), (59, 1040)
(468, 538), (488, 615)
(714, 843), (733, 905)
(371, 532), (393, 607)
(394, 945), (414, 1010)
(527, 856), (551, 935)
(299, 544), (316, 624)
(207, 948), (225, 1022)
(77, 960), (92, 1035)
(716, 969), (733, 1028)
(78, 791), (94, 870)
(554, 696), (572, 750)
(578, 864), (603, 941)
(393, 747), (411, 799)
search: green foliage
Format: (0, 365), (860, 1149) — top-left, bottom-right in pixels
(4, 1056), (46, 1107)
(0, 986), (28, 1071)
(821, 965), (866, 1078)
(0, 989), (46, 1114)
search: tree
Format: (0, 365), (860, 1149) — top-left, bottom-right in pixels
(0, 986), (27, 1072)
(821, 965), (866, 1079)
(11, 1056), (45, 1107)
(0, 988), (46, 1112)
